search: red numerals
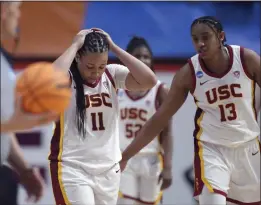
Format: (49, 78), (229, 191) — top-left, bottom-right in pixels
(218, 103), (237, 122)
(91, 112), (105, 131)
(125, 123), (142, 138)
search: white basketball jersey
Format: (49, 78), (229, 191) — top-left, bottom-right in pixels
(118, 81), (163, 154)
(49, 64), (129, 175)
(190, 45), (260, 146)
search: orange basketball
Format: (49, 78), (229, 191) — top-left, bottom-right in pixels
(16, 62), (72, 114)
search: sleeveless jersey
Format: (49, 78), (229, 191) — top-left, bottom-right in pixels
(118, 81), (164, 154)
(49, 64), (129, 175)
(190, 45), (260, 146)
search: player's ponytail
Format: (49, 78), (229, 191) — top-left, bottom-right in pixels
(70, 59), (86, 138)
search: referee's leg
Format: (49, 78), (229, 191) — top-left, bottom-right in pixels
(0, 165), (19, 205)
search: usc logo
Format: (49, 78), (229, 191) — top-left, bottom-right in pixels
(85, 93), (112, 108)
(205, 84), (243, 122)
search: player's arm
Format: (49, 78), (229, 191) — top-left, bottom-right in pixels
(7, 133), (30, 174)
(111, 45), (157, 91)
(157, 84), (173, 170)
(53, 30), (92, 73)
(122, 63), (193, 162)
(242, 48), (261, 87)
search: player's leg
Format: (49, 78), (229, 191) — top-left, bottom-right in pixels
(94, 163), (122, 205)
(138, 154), (163, 205)
(194, 139), (230, 205)
(199, 186), (226, 204)
(227, 139), (260, 204)
(117, 173), (139, 205)
(49, 161), (95, 205)
(139, 177), (162, 205)
(117, 160), (139, 205)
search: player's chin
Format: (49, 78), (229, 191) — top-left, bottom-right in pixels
(198, 52), (211, 60)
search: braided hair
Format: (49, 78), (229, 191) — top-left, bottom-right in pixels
(126, 36), (154, 71)
(191, 16), (227, 46)
(70, 31), (109, 138)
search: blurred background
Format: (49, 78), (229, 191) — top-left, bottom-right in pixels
(2, 2), (260, 205)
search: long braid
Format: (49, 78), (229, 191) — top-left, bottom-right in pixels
(70, 31), (109, 138)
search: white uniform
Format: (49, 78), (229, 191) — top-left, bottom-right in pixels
(1, 52), (16, 165)
(190, 45), (260, 204)
(48, 64), (129, 205)
(118, 81), (164, 204)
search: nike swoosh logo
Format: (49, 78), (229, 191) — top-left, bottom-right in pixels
(200, 80), (210, 86)
(252, 151), (259, 156)
(115, 169), (120, 173)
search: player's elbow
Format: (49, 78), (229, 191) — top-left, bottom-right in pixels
(143, 74), (157, 89)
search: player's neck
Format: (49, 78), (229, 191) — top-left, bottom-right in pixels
(127, 90), (148, 99)
(202, 48), (230, 75)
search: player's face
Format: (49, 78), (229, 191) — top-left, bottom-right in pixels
(131, 46), (152, 68)
(78, 51), (108, 84)
(0, 2), (21, 39)
(191, 23), (223, 60)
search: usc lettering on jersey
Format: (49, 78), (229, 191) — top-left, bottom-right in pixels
(189, 45), (260, 146)
(49, 64), (129, 175)
(118, 81), (164, 154)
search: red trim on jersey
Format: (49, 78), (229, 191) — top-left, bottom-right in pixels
(198, 45), (233, 79)
(48, 120), (61, 161)
(49, 162), (67, 205)
(83, 77), (101, 88)
(105, 69), (116, 89)
(125, 90), (150, 101)
(155, 83), (164, 110)
(188, 59), (196, 94)
(240, 47), (254, 80)
(194, 137), (228, 198)
(227, 198), (261, 205)
(252, 82), (257, 120)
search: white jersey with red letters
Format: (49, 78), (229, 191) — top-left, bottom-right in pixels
(49, 64), (129, 175)
(190, 45), (260, 146)
(118, 81), (164, 154)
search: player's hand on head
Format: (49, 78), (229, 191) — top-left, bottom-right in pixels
(158, 168), (172, 190)
(91, 28), (116, 49)
(7, 95), (59, 132)
(20, 167), (45, 203)
(73, 29), (93, 49)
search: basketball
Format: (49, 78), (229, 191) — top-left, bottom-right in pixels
(16, 62), (72, 114)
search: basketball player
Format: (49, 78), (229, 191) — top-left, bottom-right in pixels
(117, 37), (173, 205)
(121, 16), (260, 205)
(48, 29), (157, 205)
(1, 2), (53, 203)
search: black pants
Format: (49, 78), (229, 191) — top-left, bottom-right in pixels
(0, 165), (19, 205)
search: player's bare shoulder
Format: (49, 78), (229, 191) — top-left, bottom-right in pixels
(174, 63), (195, 94)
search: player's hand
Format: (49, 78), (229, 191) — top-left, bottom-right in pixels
(158, 167), (172, 190)
(91, 28), (116, 50)
(119, 160), (128, 172)
(19, 167), (45, 203)
(1, 96), (59, 133)
(72, 29), (93, 49)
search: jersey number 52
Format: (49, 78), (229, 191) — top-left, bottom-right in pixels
(125, 124), (142, 138)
